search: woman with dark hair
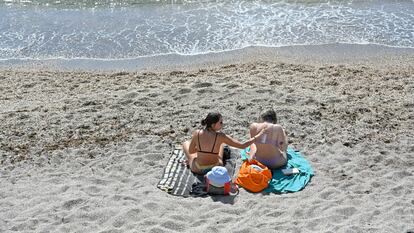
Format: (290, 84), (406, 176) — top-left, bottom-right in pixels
(182, 112), (267, 175)
(247, 109), (288, 169)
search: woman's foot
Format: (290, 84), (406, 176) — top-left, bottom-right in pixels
(182, 159), (190, 168)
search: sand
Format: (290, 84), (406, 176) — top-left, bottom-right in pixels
(1, 45), (413, 232)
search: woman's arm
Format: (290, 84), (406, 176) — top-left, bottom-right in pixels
(273, 126), (287, 155)
(249, 122), (260, 137)
(221, 127), (267, 149)
(188, 130), (198, 154)
(278, 127), (288, 153)
(246, 143), (257, 160)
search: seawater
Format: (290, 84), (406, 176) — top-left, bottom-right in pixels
(1, 0), (413, 60)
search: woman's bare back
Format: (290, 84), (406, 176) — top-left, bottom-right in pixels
(250, 122), (287, 168)
(195, 129), (224, 165)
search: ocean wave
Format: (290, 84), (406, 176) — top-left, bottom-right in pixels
(0, 0), (413, 59)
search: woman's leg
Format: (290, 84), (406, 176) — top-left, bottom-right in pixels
(217, 144), (225, 165)
(182, 140), (199, 172)
(257, 155), (287, 169)
(272, 155), (287, 169)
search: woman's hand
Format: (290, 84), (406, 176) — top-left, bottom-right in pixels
(255, 125), (269, 139)
(245, 151), (255, 161)
(246, 143), (257, 161)
(274, 141), (286, 156)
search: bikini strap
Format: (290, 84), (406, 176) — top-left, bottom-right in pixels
(197, 130), (203, 151)
(211, 132), (218, 153)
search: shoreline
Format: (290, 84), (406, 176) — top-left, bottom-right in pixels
(1, 43), (414, 72)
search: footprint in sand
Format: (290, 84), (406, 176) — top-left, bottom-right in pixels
(197, 88), (215, 94)
(190, 219), (207, 227)
(123, 92), (138, 99)
(319, 188), (340, 200)
(192, 82), (212, 88)
(99, 229), (123, 233)
(371, 181), (381, 188)
(148, 93), (159, 98)
(144, 153), (164, 162)
(149, 227), (167, 233)
(178, 88), (191, 94)
(266, 210), (283, 218)
(391, 185), (405, 197)
(112, 217), (126, 228)
(82, 185), (101, 195)
(62, 198), (85, 210)
(157, 100), (169, 106)
(133, 157), (143, 163)
(225, 83), (239, 88)
(333, 206), (358, 217)
(143, 202), (159, 211)
(134, 140), (153, 150)
(160, 220), (186, 232)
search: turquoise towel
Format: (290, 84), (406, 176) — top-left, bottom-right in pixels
(240, 147), (314, 193)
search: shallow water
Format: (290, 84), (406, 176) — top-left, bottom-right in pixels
(1, 0), (413, 60)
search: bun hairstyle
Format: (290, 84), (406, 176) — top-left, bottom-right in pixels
(260, 109), (277, 124)
(201, 112), (222, 129)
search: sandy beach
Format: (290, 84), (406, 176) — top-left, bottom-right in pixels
(1, 45), (413, 232)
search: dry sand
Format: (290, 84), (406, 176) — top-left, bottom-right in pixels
(1, 47), (413, 232)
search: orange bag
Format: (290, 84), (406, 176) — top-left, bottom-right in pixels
(235, 159), (272, 192)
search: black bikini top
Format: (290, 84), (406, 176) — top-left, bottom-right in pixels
(197, 130), (219, 155)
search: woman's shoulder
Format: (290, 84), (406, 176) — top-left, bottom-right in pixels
(249, 122), (261, 129)
(215, 131), (225, 137)
(191, 129), (202, 137)
(268, 123), (284, 131)
(216, 131), (228, 140)
(253, 122), (284, 132)
(271, 123), (284, 128)
(250, 122), (280, 129)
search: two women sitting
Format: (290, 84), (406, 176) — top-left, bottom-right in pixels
(182, 109), (287, 175)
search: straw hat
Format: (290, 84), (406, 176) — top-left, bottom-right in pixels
(206, 166), (231, 187)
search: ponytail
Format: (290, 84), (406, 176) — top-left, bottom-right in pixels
(201, 112), (222, 129)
